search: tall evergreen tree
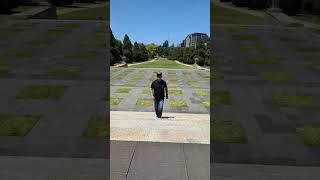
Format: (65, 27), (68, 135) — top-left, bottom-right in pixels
(123, 34), (133, 63)
(110, 29), (121, 65)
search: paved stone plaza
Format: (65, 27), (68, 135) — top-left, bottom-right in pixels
(0, 19), (107, 158)
(111, 67), (210, 114)
(213, 24), (320, 166)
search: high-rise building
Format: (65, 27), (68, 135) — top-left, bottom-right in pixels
(183, 33), (209, 48)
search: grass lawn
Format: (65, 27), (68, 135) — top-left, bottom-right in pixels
(213, 91), (232, 106)
(169, 90), (183, 95)
(168, 83), (179, 88)
(80, 39), (106, 48)
(124, 82), (136, 87)
(296, 47), (320, 53)
(272, 94), (320, 109)
(27, 39), (55, 46)
(211, 3), (263, 24)
(110, 97), (122, 105)
(279, 36), (305, 43)
(0, 64), (16, 74)
(232, 34), (258, 41)
(247, 56), (277, 64)
(47, 29), (72, 36)
(55, 23), (81, 29)
(115, 88), (131, 94)
(190, 84), (204, 89)
(239, 44), (265, 52)
(136, 98), (153, 106)
(142, 89), (151, 94)
(3, 49), (34, 58)
(296, 124), (320, 146)
(311, 59), (320, 65)
(203, 101), (210, 108)
(258, 71), (294, 81)
(170, 99), (188, 108)
(213, 69), (224, 80)
(59, 4), (108, 20)
(65, 51), (97, 60)
(16, 85), (67, 100)
(194, 90), (210, 96)
(129, 58), (191, 69)
(83, 116), (107, 138)
(213, 121), (247, 143)
(0, 114), (40, 136)
(46, 66), (81, 77)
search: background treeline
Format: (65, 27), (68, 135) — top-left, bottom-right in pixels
(222, 0), (320, 15)
(111, 30), (211, 67)
(0, 0), (101, 13)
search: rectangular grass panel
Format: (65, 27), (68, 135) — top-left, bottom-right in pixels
(190, 84), (203, 88)
(16, 85), (67, 100)
(47, 29), (72, 36)
(142, 89), (151, 94)
(115, 88), (131, 94)
(296, 125), (320, 146)
(203, 101), (210, 108)
(27, 39), (54, 46)
(83, 116), (107, 138)
(213, 69), (224, 80)
(213, 121), (247, 143)
(110, 97), (122, 105)
(3, 49), (34, 58)
(0, 114), (40, 136)
(232, 34), (258, 41)
(247, 56), (277, 64)
(212, 91), (232, 106)
(170, 99), (188, 108)
(0, 64), (15, 74)
(194, 90), (210, 96)
(46, 66), (81, 77)
(272, 94), (320, 109)
(258, 71), (294, 82)
(239, 44), (265, 52)
(65, 51), (97, 60)
(136, 98), (153, 106)
(129, 58), (191, 69)
(296, 47), (320, 53)
(168, 83), (179, 88)
(124, 82), (136, 87)
(169, 90), (183, 95)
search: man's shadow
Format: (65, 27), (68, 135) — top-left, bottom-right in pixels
(160, 116), (175, 119)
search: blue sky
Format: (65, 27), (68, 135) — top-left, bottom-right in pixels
(111, 0), (210, 46)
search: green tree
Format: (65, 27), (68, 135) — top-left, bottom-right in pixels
(123, 34), (133, 63)
(146, 43), (158, 59)
(110, 29), (121, 65)
(139, 43), (149, 61)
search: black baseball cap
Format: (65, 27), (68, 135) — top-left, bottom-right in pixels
(156, 72), (162, 76)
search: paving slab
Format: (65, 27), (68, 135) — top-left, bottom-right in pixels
(111, 111), (210, 144)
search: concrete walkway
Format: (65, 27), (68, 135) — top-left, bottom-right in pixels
(111, 111), (210, 144)
(0, 156), (108, 180)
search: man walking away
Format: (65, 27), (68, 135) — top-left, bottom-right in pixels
(151, 72), (168, 118)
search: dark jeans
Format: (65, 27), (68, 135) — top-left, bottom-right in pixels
(154, 99), (164, 118)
